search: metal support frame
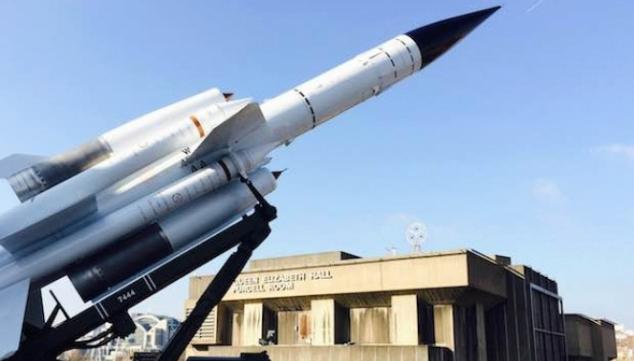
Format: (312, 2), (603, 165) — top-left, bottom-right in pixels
(8, 178), (277, 361)
(529, 283), (568, 361)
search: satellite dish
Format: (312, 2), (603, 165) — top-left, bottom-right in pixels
(405, 222), (427, 253)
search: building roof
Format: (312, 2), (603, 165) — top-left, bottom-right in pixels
(188, 249), (558, 309)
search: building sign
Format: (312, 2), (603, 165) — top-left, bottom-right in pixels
(231, 269), (334, 295)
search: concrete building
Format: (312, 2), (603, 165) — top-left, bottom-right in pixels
(565, 315), (617, 361)
(184, 250), (615, 361)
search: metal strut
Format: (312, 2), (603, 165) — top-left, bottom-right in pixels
(156, 176), (276, 361)
(8, 178), (277, 361)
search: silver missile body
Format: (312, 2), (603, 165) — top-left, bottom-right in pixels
(4, 88), (228, 202)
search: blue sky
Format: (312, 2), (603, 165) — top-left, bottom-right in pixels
(0, 1), (632, 328)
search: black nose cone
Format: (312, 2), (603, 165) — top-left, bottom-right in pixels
(406, 6), (500, 70)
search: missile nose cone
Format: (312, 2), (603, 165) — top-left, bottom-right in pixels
(406, 6), (501, 70)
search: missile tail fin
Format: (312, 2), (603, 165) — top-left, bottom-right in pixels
(0, 154), (45, 179)
(0, 279), (30, 359)
(0, 195), (98, 254)
(187, 101), (266, 163)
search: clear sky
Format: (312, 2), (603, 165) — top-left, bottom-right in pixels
(0, 0), (632, 328)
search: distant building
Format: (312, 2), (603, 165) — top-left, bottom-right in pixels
(616, 325), (634, 361)
(81, 313), (179, 361)
(566, 314), (617, 361)
(183, 250), (617, 361)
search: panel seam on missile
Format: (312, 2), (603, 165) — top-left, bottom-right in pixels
(379, 47), (398, 79)
(395, 37), (416, 73)
(293, 89), (317, 128)
(218, 159), (232, 181)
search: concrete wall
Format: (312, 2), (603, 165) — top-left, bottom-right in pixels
(433, 305), (454, 350)
(188, 345), (450, 361)
(311, 299), (336, 345)
(231, 310), (242, 346)
(390, 294), (419, 345)
(433, 304), (483, 361)
(277, 310), (311, 345)
(242, 303), (264, 346)
(349, 307), (390, 344)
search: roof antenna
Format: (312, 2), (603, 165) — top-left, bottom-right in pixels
(405, 222), (427, 253)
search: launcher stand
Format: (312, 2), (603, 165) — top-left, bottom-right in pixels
(8, 177), (276, 361)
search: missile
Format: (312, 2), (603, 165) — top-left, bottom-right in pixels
(236, 6), (501, 150)
(68, 167), (278, 301)
(0, 6), (499, 357)
(3, 88), (228, 203)
(0, 98), (256, 251)
(0, 141), (275, 289)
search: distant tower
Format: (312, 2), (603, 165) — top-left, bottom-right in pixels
(405, 222), (427, 253)
(385, 246), (398, 256)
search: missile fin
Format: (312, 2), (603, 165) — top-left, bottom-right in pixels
(187, 102), (266, 163)
(0, 154), (45, 179)
(0, 195), (98, 254)
(0, 278), (30, 359)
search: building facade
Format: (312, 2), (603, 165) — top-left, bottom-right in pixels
(565, 314), (617, 361)
(184, 250), (615, 361)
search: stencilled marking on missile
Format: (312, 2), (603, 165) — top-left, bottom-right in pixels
(142, 277), (152, 291)
(94, 303), (106, 320)
(171, 192), (184, 204)
(395, 37), (416, 73)
(138, 167), (229, 222)
(116, 289), (136, 303)
(146, 274), (158, 290)
(378, 47), (398, 79)
(190, 116), (205, 138)
(293, 89), (317, 128)
(142, 275), (155, 291)
(100, 303), (110, 318)
(95, 302), (109, 320)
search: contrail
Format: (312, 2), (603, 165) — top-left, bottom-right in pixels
(527, 0), (545, 13)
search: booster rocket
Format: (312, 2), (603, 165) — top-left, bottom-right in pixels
(0, 6), (499, 358)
